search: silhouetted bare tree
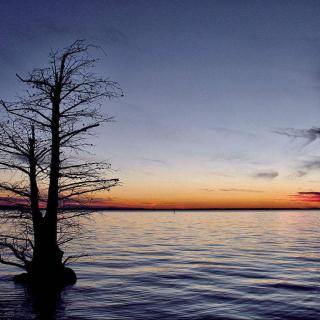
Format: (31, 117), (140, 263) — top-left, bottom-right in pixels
(0, 40), (122, 286)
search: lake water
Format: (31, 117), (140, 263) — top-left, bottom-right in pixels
(0, 210), (319, 319)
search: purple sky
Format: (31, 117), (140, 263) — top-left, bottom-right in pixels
(2, 1), (320, 208)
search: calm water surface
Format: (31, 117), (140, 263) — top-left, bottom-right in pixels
(0, 210), (319, 319)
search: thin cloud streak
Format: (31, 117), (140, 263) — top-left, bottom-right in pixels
(292, 191), (320, 202)
(200, 188), (263, 193)
(219, 188), (264, 193)
(139, 158), (168, 166)
(302, 159), (320, 171)
(253, 170), (278, 179)
(276, 127), (320, 145)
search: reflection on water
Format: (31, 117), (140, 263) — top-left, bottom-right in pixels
(0, 210), (319, 319)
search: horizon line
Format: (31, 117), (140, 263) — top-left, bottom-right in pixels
(1, 205), (320, 211)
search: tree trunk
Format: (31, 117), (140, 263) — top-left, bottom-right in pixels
(28, 124), (66, 284)
(43, 94), (64, 274)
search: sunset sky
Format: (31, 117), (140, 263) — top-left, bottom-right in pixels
(2, 1), (320, 208)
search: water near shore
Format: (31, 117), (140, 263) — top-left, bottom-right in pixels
(0, 210), (319, 319)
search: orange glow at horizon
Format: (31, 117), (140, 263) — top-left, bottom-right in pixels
(1, 177), (320, 209)
(86, 187), (320, 209)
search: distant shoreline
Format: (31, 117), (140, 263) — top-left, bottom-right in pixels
(1, 205), (320, 211)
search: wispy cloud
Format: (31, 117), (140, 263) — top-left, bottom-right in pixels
(218, 188), (263, 193)
(0, 196), (27, 206)
(287, 169), (308, 179)
(292, 191), (320, 202)
(296, 170), (307, 177)
(139, 157), (168, 166)
(200, 188), (215, 192)
(275, 127), (320, 145)
(200, 188), (263, 193)
(253, 170), (278, 179)
(302, 158), (320, 171)
(210, 127), (257, 139)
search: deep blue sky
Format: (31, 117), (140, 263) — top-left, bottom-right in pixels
(2, 0), (320, 208)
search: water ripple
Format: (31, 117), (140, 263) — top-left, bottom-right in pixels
(0, 210), (319, 319)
